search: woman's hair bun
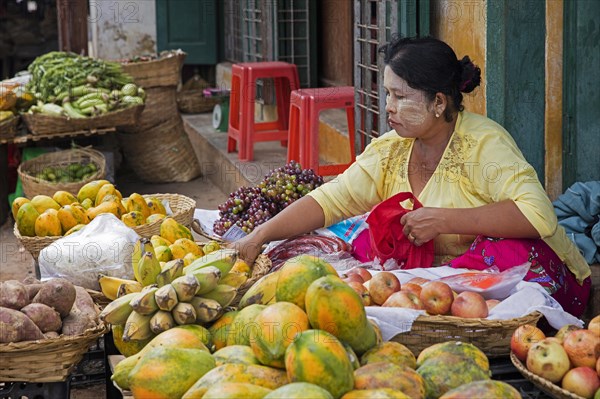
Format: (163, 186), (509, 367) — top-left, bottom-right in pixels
(459, 56), (481, 93)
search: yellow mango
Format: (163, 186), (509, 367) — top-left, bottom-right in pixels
(146, 197), (167, 215)
(58, 205), (88, 232)
(86, 201), (122, 221)
(183, 252), (201, 267)
(173, 238), (203, 256)
(16, 203), (40, 237)
(121, 211), (145, 227)
(151, 235), (172, 248)
(169, 242), (188, 259)
(52, 191), (78, 207)
(65, 224), (86, 236)
(11, 197), (30, 221)
(155, 246), (173, 262)
(77, 180), (110, 203)
(35, 211), (63, 237)
(146, 214), (166, 224)
(95, 183), (122, 206)
(160, 218), (193, 243)
(81, 198), (94, 210)
(30, 195), (61, 214)
(125, 193), (151, 219)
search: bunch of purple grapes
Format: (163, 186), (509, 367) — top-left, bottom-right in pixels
(213, 161), (324, 236)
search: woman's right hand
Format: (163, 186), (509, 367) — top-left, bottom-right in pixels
(231, 231), (266, 265)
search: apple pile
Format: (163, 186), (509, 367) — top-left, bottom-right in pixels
(510, 315), (600, 399)
(341, 269), (494, 318)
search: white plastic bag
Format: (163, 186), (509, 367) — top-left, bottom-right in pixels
(38, 213), (139, 290)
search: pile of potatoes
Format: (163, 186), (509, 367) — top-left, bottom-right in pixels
(0, 277), (100, 343)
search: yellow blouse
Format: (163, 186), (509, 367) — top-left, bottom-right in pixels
(308, 111), (590, 282)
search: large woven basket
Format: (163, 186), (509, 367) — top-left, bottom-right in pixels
(17, 148), (106, 198)
(0, 114), (19, 140)
(0, 321), (107, 382)
(510, 352), (585, 399)
(22, 104), (144, 136)
(391, 311), (543, 357)
(117, 115), (201, 183)
(119, 86), (178, 133)
(121, 51), (186, 88)
(177, 89), (221, 114)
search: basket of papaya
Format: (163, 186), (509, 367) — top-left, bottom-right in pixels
(0, 277), (108, 382)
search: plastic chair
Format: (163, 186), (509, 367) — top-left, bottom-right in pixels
(287, 86), (356, 176)
(227, 61), (300, 161)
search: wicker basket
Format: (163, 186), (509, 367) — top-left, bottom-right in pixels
(177, 90), (221, 114)
(0, 114), (19, 140)
(0, 321), (107, 382)
(121, 52), (186, 88)
(17, 148), (106, 198)
(510, 352), (585, 399)
(22, 104), (144, 136)
(117, 115), (201, 183)
(119, 86), (178, 133)
(391, 311), (543, 357)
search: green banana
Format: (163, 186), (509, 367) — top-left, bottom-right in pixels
(149, 310), (176, 334)
(201, 284), (238, 308)
(190, 296), (223, 324)
(99, 292), (138, 325)
(122, 311), (154, 342)
(156, 259), (184, 287)
(171, 275), (199, 302)
(154, 284), (179, 311)
(137, 251), (161, 286)
(129, 287), (159, 315)
(184, 248), (238, 276)
(172, 302), (197, 326)
(132, 238), (154, 283)
(187, 265), (222, 295)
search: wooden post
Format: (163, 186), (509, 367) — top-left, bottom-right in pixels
(56, 0), (89, 55)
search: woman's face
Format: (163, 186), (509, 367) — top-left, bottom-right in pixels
(383, 65), (436, 138)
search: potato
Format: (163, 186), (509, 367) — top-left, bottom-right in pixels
(72, 286), (98, 318)
(33, 278), (76, 318)
(20, 303), (62, 333)
(25, 283), (43, 300)
(22, 275), (40, 285)
(61, 286), (98, 336)
(0, 306), (45, 343)
(44, 331), (60, 339)
(0, 280), (30, 310)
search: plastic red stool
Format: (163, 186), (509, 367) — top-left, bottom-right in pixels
(227, 61), (300, 161)
(287, 86), (356, 176)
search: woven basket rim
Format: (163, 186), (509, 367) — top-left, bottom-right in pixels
(510, 352), (585, 399)
(0, 114), (19, 139)
(18, 147), (106, 180)
(120, 51), (187, 66)
(0, 322), (107, 352)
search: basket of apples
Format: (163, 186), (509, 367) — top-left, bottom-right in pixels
(509, 316), (600, 399)
(340, 268), (542, 357)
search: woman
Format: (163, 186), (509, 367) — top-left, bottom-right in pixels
(235, 36), (591, 317)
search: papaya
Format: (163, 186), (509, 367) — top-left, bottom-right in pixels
(125, 193), (151, 219)
(285, 329), (355, 399)
(213, 345), (261, 366)
(342, 342), (361, 370)
(439, 380), (522, 399)
(99, 194), (126, 215)
(183, 252), (200, 267)
(16, 202), (40, 236)
(264, 382), (334, 399)
(341, 389), (411, 399)
(77, 179), (109, 203)
(416, 341), (489, 371)
(95, 183), (121, 206)
(160, 217), (193, 243)
(34, 210), (63, 237)
(361, 341), (417, 369)
(239, 271), (279, 309)
(112, 324), (153, 357)
(154, 246), (173, 263)
(30, 195), (60, 213)
(11, 197), (30, 221)
(85, 200), (121, 221)
(353, 362), (426, 399)
(151, 234), (172, 248)
(121, 211), (145, 227)
(416, 353), (490, 399)
(182, 364), (288, 399)
(250, 302), (310, 368)
(203, 383), (272, 399)
(209, 310), (238, 351)
(174, 238), (203, 256)
(146, 196), (167, 215)
(227, 304), (267, 346)
(80, 198), (93, 210)
(305, 275), (378, 356)
(111, 354), (138, 390)
(129, 346), (215, 399)
(275, 254), (338, 309)
(169, 241), (188, 259)
(146, 213), (166, 224)
(52, 191), (77, 207)
(57, 204), (88, 232)
(65, 224), (86, 236)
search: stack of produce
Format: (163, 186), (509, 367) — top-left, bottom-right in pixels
(117, 50), (201, 183)
(511, 319), (600, 398)
(109, 254), (522, 399)
(213, 161), (324, 236)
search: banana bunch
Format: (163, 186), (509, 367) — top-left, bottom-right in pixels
(99, 247), (245, 341)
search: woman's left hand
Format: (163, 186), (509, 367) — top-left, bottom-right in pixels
(400, 207), (442, 246)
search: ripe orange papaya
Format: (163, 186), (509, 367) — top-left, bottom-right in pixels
(416, 341), (489, 371)
(353, 362), (426, 399)
(439, 380), (522, 398)
(361, 341), (417, 369)
(209, 310), (238, 351)
(264, 382), (334, 398)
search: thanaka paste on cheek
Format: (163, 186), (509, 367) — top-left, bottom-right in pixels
(397, 99), (428, 126)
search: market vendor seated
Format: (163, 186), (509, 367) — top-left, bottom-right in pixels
(234, 35), (591, 318)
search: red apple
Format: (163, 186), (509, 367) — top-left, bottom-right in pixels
(562, 367), (600, 399)
(401, 282), (423, 297)
(555, 324), (581, 343)
(450, 291), (488, 318)
(588, 315), (600, 338)
(511, 324), (546, 362)
(347, 281), (372, 306)
(382, 291), (423, 310)
(342, 273), (365, 284)
(368, 271), (401, 305)
(348, 267), (372, 282)
(526, 338), (571, 382)
(563, 329), (600, 368)
(407, 277), (430, 286)
(419, 281), (454, 315)
(486, 299), (501, 311)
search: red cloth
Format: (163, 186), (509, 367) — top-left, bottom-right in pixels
(365, 192), (434, 269)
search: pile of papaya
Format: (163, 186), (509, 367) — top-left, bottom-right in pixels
(12, 179), (170, 237)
